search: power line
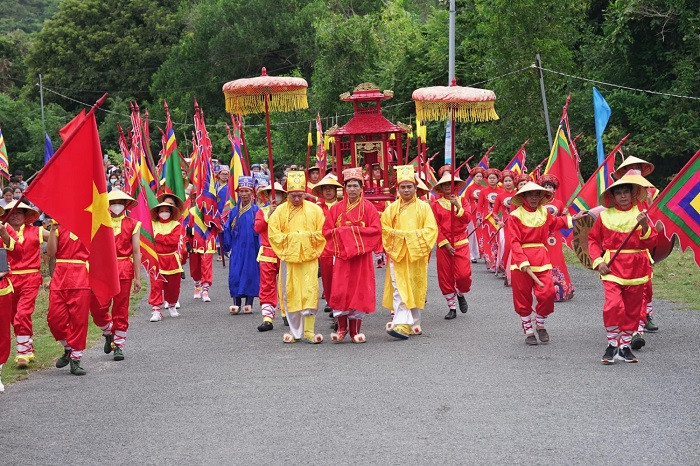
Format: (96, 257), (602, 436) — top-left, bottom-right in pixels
(533, 64), (700, 101)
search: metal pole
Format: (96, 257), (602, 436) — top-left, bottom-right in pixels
(448, 0), (456, 84)
(535, 54), (553, 150)
(39, 74), (46, 134)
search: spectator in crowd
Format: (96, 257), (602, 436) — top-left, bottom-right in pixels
(0, 187), (13, 207)
(13, 187), (23, 201)
(14, 170), (28, 191)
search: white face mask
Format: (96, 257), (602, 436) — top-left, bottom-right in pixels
(110, 204), (125, 215)
(110, 178), (117, 185)
(158, 211), (171, 220)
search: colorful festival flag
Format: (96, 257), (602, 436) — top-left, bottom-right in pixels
(543, 121), (582, 208)
(23, 99), (119, 306)
(569, 150), (616, 215)
(593, 87), (611, 166)
(192, 101), (222, 237)
(0, 127), (10, 180)
(130, 174), (161, 280)
(504, 140), (529, 176)
(43, 132), (55, 166)
(647, 149), (700, 267)
(315, 113), (327, 172)
(117, 123), (137, 196)
(463, 146), (492, 190)
(161, 101), (186, 201)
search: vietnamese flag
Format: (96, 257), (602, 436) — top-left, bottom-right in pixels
(23, 95), (119, 306)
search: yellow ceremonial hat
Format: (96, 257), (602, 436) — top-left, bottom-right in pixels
(395, 165), (416, 186)
(286, 170), (307, 193)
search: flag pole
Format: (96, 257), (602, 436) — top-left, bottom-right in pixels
(39, 74), (46, 134)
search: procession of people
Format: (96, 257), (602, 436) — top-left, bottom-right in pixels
(0, 145), (672, 395)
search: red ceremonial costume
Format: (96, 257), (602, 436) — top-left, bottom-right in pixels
(431, 186), (472, 314)
(47, 228), (91, 361)
(317, 197), (338, 308)
(149, 219), (184, 311)
(463, 180), (485, 261)
(588, 178), (657, 354)
(322, 183), (382, 343)
(0, 224), (19, 374)
(254, 205), (282, 326)
(6, 216), (43, 365)
(89, 214), (140, 351)
(477, 169), (503, 272)
(507, 183), (572, 343)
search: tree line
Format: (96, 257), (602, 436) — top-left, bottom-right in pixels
(0, 0), (697, 186)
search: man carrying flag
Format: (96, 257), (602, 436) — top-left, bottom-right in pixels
(23, 95), (120, 375)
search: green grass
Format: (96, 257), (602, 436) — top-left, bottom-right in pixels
(564, 247), (700, 311)
(2, 276), (146, 385)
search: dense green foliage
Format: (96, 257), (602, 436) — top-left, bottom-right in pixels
(0, 0), (697, 186)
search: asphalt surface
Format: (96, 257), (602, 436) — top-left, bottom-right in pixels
(1, 254), (698, 464)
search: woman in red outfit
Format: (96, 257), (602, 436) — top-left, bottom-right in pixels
(0, 206), (20, 389)
(2, 201), (46, 368)
(89, 191), (141, 360)
(507, 182), (580, 346)
(538, 174), (575, 302)
(493, 170), (517, 278)
(148, 193), (184, 322)
(588, 173), (656, 364)
(477, 168), (503, 272)
(463, 167), (485, 262)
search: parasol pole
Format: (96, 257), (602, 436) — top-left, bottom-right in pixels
(263, 94), (275, 202)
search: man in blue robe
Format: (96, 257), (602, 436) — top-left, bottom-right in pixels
(223, 176), (260, 314)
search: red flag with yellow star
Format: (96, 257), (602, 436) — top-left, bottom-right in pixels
(23, 95), (119, 305)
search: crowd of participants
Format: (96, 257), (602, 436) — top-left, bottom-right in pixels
(0, 155), (661, 391)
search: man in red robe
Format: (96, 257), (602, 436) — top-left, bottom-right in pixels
(430, 172), (472, 320)
(322, 167), (382, 343)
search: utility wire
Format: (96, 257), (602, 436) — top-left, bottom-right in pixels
(533, 64), (700, 101)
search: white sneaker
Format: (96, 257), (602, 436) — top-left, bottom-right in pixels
(169, 307), (180, 317)
(149, 311), (162, 322)
(0, 364), (4, 393)
(202, 290), (211, 302)
(194, 287), (202, 299)
(175, 301), (181, 309)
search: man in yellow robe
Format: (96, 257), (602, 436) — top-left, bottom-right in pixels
(268, 171), (327, 344)
(382, 165), (438, 340)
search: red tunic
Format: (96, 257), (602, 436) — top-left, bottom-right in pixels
(477, 184), (503, 269)
(51, 228), (90, 290)
(112, 216), (140, 280)
(153, 220), (183, 275)
(430, 197), (473, 295)
(322, 198), (382, 313)
(588, 205), (657, 286)
(507, 204), (572, 273)
(8, 224), (41, 274)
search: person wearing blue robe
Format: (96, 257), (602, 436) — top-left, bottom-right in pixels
(222, 176), (260, 314)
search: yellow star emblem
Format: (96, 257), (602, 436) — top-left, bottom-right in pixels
(84, 183), (112, 239)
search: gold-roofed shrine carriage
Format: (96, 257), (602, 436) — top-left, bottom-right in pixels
(328, 83), (409, 202)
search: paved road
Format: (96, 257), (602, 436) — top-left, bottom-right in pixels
(1, 255), (698, 464)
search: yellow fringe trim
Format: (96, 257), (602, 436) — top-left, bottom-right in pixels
(415, 101), (499, 123)
(224, 91), (308, 115)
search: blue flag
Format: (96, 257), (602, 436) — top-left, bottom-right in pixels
(444, 119), (452, 164)
(43, 132), (54, 165)
(593, 87), (611, 166)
